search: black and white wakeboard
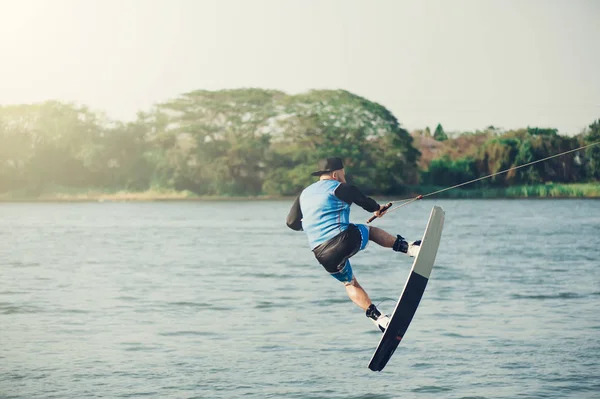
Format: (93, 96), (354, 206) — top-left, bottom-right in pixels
(368, 205), (445, 372)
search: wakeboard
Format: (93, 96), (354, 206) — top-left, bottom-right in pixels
(368, 205), (445, 372)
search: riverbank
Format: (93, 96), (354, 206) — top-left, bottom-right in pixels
(412, 183), (600, 199)
(1, 183), (599, 202)
(0, 187), (282, 202)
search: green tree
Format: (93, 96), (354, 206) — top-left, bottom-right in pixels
(155, 88), (283, 195)
(421, 155), (477, 186)
(527, 127), (558, 136)
(0, 101), (105, 194)
(433, 123), (448, 141)
(266, 90), (419, 195)
(584, 119), (600, 180)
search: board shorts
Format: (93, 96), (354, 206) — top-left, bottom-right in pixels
(311, 223), (369, 284)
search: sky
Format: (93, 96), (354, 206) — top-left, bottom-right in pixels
(0, 0), (598, 135)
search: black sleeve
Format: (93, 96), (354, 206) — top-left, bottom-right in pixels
(286, 195), (303, 231)
(334, 183), (380, 212)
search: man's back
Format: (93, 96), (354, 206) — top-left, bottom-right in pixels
(300, 180), (350, 249)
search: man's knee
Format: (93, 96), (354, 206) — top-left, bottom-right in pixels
(344, 276), (359, 287)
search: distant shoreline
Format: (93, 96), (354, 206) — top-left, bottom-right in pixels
(0, 183), (598, 202)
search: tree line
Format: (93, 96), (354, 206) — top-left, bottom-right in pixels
(0, 88), (598, 197)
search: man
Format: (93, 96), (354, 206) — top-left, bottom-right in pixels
(286, 157), (421, 332)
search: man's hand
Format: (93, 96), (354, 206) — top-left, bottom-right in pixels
(366, 202), (393, 224)
(373, 202), (392, 218)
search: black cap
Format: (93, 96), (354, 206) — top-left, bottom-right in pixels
(311, 157), (344, 176)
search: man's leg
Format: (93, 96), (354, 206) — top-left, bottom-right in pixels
(331, 261), (377, 312)
(368, 226), (421, 256)
(338, 268), (389, 331)
(368, 226), (396, 248)
(316, 226), (390, 331)
(344, 277), (390, 332)
(344, 277), (372, 310)
(330, 260), (372, 310)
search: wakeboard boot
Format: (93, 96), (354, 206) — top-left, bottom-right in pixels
(366, 304), (390, 332)
(393, 235), (421, 258)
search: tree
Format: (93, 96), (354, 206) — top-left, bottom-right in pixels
(0, 101), (105, 193)
(433, 123), (448, 141)
(266, 89), (420, 195)
(527, 127), (558, 136)
(155, 88), (283, 195)
(584, 119), (600, 180)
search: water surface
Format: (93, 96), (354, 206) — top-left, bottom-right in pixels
(1, 199), (599, 398)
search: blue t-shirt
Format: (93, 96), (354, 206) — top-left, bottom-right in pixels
(299, 180), (350, 249)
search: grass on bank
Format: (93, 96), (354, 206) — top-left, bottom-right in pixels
(0, 186), (198, 201)
(413, 183), (600, 198)
(0, 183), (599, 201)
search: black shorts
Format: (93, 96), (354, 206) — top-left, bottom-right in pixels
(312, 224), (363, 274)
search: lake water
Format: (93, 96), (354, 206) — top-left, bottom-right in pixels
(1, 199), (599, 399)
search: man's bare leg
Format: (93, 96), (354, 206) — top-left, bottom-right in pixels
(368, 226), (396, 248)
(369, 225), (420, 256)
(344, 277), (372, 310)
(345, 277), (389, 330)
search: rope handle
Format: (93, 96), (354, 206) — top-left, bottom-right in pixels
(366, 202), (393, 224)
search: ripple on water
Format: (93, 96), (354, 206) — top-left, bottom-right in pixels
(0, 303), (43, 315)
(510, 292), (586, 300)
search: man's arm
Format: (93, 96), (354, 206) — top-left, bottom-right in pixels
(334, 183), (380, 212)
(286, 195), (303, 231)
